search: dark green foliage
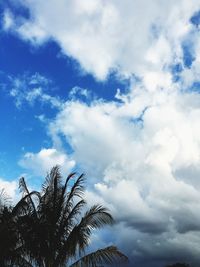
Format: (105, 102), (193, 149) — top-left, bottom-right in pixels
(0, 166), (128, 267)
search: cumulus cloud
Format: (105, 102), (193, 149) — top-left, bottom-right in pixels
(19, 148), (75, 176)
(47, 85), (200, 265)
(3, 0), (200, 80)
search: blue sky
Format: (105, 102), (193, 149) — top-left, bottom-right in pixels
(2, 1), (200, 266)
(0, 4), (129, 180)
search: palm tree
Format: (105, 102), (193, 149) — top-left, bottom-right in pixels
(0, 190), (31, 267)
(14, 166), (128, 267)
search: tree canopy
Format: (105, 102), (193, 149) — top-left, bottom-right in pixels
(0, 166), (128, 267)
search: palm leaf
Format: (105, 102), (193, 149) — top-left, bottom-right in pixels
(12, 191), (40, 217)
(75, 205), (114, 251)
(79, 205), (114, 230)
(59, 199), (86, 234)
(57, 205), (114, 263)
(69, 246), (128, 267)
(41, 166), (61, 194)
(19, 178), (38, 217)
(56, 173), (85, 237)
(54, 172), (76, 224)
(67, 173), (85, 204)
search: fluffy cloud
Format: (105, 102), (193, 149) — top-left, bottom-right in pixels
(0, 178), (18, 203)
(47, 85), (200, 265)
(3, 0), (200, 80)
(19, 148), (75, 176)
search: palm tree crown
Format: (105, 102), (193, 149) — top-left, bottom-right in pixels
(0, 166), (128, 267)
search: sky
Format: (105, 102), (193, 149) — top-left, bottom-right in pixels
(2, 0), (200, 266)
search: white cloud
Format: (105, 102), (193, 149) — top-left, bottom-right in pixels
(143, 71), (173, 92)
(4, 0), (200, 80)
(19, 148), (75, 177)
(0, 178), (18, 203)
(47, 84), (200, 264)
(3, 9), (14, 31)
(8, 73), (63, 108)
(68, 86), (93, 101)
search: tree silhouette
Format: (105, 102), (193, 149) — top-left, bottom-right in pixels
(0, 190), (31, 266)
(0, 166), (128, 267)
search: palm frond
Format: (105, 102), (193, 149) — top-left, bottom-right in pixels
(66, 199), (86, 223)
(41, 166), (60, 194)
(67, 174), (85, 203)
(19, 178), (38, 217)
(57, 199), (86, 243)
(54, 172), (76, 223)
(12, 191), (40, 217)
(19, 177), (30, 196)
(57, 173), (85, 231)
(75, 205), (114, 251)
(69, 246), (128, 267)
(80, 205), (114, 230)
(59, 172), (76, 208)
(58, 205), (114, 262)
(64, 172), (77, 191)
